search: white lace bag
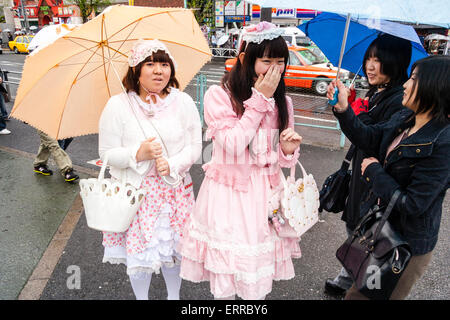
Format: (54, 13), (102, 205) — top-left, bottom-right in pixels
(279, 160), (320, 238)
(79, 154), (146, 233)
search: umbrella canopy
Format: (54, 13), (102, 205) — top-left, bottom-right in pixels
(2, 29), (11, 33)
(29, 26), (38, 30)
(299, 12), (428, 76)
(28, 24), (80, 54)
(217, 34), (230, 46)
(247, 0), (450, 28)
(10, 5), (211, 140)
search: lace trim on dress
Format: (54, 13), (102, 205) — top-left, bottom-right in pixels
(181, 252), (276, 285)
(205, 118), (238, 140)
(187, 225), (275, 256)
(202, 164), (250, 192)
(244, 88), (276, 112)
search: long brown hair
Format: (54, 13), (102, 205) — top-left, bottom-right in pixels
(222, 36), (290, 130)
(122, 50), (179, 95)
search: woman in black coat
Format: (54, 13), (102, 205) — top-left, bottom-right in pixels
(325, 34), (412, 296)
(329, 55), (450, 300)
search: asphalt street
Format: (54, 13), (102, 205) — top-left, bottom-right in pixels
(0, 51), (448, 301)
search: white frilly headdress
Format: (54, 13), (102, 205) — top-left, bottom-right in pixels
(128, 39), (178, 70)
(241, 21), (285, 46)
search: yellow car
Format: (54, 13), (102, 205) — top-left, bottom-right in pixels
(8, 35), (34, 54)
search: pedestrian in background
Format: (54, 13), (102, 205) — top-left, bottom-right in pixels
(33, 130), (79, 182)
(0, 71), (10, 135)
(178, 22), (303, 300)
(0, 70), (9, 121)
(0, 114), (9, 135)
(98, 40), (202, 300)
(329, 55), (450, 300)
(211, 33), (217, 48)
(324, 34), (412, 297)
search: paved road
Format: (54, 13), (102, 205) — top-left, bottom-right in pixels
(0, 52), (448, 300)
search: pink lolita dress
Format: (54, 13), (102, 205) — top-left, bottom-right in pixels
(102, 91), (195, 276)
(179, 85), (301, 299)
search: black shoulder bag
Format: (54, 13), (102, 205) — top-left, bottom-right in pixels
(318, 144), (356, 213)
(336, 190), (412, 300)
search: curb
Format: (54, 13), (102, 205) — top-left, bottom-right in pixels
(0, 145), (95, 300)
(18, 195), (84, 300)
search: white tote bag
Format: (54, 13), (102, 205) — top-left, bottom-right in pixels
(279, 160), (320, 238)
(79, 154), (146, 233)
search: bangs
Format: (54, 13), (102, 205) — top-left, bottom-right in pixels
(146, 50), (172, 63)
(366, 44), (378, 58)
(246, 36), (289, 60)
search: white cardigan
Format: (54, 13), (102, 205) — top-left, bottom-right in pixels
(98, 88), (202, 189)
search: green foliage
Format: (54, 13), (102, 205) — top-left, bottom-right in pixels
(72, 0), (112, 23)
(187, 0), (214, 26)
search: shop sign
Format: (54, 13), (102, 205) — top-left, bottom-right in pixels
(224, 1), (236, 16)
(215, 15), (224, 27)
(40, 5), (50, 15)
(215, 1), (224, 16)
(224, 16), (250, 22)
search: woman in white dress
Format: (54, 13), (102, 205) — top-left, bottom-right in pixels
(98, 40), (202, 300)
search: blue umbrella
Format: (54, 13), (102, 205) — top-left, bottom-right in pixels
(298, 12), (428, 76)
(248, 0), (450, 28)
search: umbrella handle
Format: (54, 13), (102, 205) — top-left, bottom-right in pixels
(328, 88), (339, 106)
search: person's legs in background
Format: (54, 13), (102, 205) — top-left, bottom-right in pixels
(0, 92), (8, 120)
(33, 134), (52, 175)
(324, 226), (354, 297)
(34, 130), (79, 182)
(58, 138), (73, 151)
(0, 116), (10, 134)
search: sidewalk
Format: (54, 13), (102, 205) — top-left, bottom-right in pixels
(0, 143), (448, 300)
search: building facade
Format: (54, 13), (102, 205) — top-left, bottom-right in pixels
(8, 0), (83, 30)
(133, 0), (183, 7)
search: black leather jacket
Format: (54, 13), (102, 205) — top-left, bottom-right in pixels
(342, 86), (405, 230)
(335, 107), (450, 255)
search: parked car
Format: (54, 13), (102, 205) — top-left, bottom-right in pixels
(8, 35), (34, 54)
(225, 46), (351, 95)
(280, 27), (311, 47)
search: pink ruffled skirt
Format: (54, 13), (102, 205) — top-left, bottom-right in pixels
(178, 167), (301, 300)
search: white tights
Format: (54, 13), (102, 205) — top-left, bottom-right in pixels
(129, 264), (182, 300)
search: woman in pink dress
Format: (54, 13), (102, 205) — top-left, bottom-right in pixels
(179, 22), (303, 300)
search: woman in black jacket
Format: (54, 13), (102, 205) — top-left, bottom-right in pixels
(329, 55), (450, 300)
(325, 34), (412, 296)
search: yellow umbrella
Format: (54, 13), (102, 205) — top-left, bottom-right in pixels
(10, 5), (212, 139)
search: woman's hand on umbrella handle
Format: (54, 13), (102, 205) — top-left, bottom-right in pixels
(155, 157), (170, 176)
(136, 137), (163, 162)
(327, 79), (349, 112)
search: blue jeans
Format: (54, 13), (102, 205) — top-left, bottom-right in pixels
(58, 138), (73, 150)
(0, 93), (7, 118)
(0, 116), (6, 130)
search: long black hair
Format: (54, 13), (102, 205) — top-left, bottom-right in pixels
(363, 33), (412, 99)
(222, 36), (290, 130)
(407, 55), (450, 123)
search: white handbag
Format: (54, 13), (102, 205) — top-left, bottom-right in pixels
(79, 154), (146, 233)
(278, 160), (320, 238)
